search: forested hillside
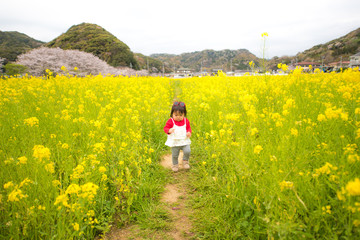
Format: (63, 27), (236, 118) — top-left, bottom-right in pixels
(46, 23), (139, 69)
(151, 49), (258, 72)
(296, 27), (360, 63)
(0, 31), (43, 61)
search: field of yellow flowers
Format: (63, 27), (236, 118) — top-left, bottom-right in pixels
(1, 68), (360, 239)
(184, 69), (360, 239)
(0, 74), (171, 239)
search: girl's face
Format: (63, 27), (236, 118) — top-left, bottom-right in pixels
(172, 111), (184, 122)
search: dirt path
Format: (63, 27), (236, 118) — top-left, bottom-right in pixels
(104, 153), (194, 240)
(160, 153), (194, 240)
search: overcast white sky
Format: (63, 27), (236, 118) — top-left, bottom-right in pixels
(1, 0), (359, 58)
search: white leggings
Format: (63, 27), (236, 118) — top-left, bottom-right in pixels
(171, 145), (191, 165)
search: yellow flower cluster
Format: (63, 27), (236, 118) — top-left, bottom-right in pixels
(322, 205), (332, 215)
(277, 63), (288, 72)
(343, 144), (360, 163)
(33, 145), (51, 162)
(323, 107), (348, 121)
(55, 182), (99, 208)
(24, 117), (39, 127)
(4, 178), (32, 202)
(345, 178), (360, 196)
(17, 156), (28, 164)
(254, 145), (263, 154)
(313, 162), (338, 177)
(279, 181), (294, 191)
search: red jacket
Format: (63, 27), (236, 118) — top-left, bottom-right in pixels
(164, 118), (192, 134)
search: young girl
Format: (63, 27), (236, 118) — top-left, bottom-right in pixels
(163, 101), (192, 172)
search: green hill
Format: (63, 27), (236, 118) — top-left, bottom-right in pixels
(134, 53), (173, 73)
(151, 49), (258, 72)
(46, 23), (139, 69)
(0, 31), (44, 61)
(295, 27), (360, 63)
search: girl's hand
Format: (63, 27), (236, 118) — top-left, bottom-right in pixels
(169, 128), (175, 134)
(186, 132), (191, 138)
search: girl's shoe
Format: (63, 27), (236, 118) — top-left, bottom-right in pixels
(183, 161), (190, 169)
(172, 165), (179, 172)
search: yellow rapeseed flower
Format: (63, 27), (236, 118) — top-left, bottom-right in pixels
(33, 145), (51, 162)
(4, 181), (14, 189)
(52, 180), (61, 187)
(250, 128), (258, 136)
(101, 174), (108, 181)
(24, 117), (39, 127)
(18, 156), (27, 164)
(79, 182), (99, 201)
(279, 180), (294, 191)
(356, 129), (360, 139)
(8, 188), (27, 202)
(54, 194), (69, 207)
(61, 143), (69, 149)
(7, 189), (21, 202)
(322, 205), (332, 214)
(337, 188), (347, 201)
(93, 142), (105, 154)
(99, 166), (107, 173)
(19, 178), (32, 188)
(317, 114), (326, 122)
(71, 164), (85, 179)
(314, 162), (338, 176)
(72, 222), (80, 231)
(254, 145), (263, 154)
(348, 154), (360, 163)
(45, 162), (55, 174)
(38, 205), (46, 210)
(66, 184), (81, 195)
(345, 178), (360, 196)
(290, 128), (298, 136)
(354, 219), (360, 227)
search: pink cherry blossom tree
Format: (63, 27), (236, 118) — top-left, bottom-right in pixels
(16, 47), (149, 77)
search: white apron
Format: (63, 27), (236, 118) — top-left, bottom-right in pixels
(165, 118), (191, 147)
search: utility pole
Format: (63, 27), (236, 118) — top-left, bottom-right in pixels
(162, 62), (165, 77)
(340, 56), (343, 69)
(147, 57), (149, 72)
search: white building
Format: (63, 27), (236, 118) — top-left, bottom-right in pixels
(350, 52), (360, 68)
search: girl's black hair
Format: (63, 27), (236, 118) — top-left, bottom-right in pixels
(170, 103), (187, 117)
